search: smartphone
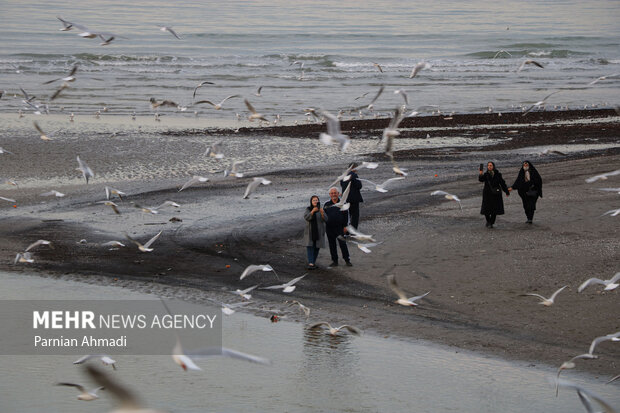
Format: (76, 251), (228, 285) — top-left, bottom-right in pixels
(479, 163), (484, 171)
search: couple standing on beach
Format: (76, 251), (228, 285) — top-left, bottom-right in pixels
(479, 160), (543, 228)
(303, 163), (363, 270)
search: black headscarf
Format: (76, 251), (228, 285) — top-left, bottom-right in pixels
(307, 195), (320, 241)
(519, 160), (543, 196)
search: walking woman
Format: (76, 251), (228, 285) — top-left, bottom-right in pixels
(478, 161), (510, 228)
(303, 195), (328, 269)
(508, 160), (543, 224)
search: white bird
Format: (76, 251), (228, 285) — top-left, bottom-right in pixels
(553, 378), (617, 413)
(195, 95), (240, 110)
(586, 169), (620, 183)
(431, 190), (463, 210)
(105, 186), (126, 201)
(0, 147), (14, 155)
(359, 161), (379, 169)
(25, 239), (53, 252)
(40, 190), (65, 197)
(221, 301), (251, 316)
(345, 225), (375, 242)
(382, 107), (406, 159)
(76, 156), (94, 184)
(172, 338), (270, 371)
(319, 111), (350, 152)
(159, 26), (181, 39)
(516, 59), (544, 73)
(240, 264), (276, 280)
(253, 86), (264, 97)
(205, 141), (224, 159)
(73, 354), (117, 370)
(578, 272), (620, 292)
(244, 99), (268, 122)
(588, 73), (619, 85)
(231, 285), (259, 300)
(409, 62), (431, 78)
(288, 300), (310, 317)
(372, 62), (383, 73)
(33, 121), (53, 141)
(359, 177), (405, 193)
(43, 64), (77, 84)
(309, 322), (361, 336)
(522, 91), (561, 116)
(607, 374), (620, 384)
(597, 188), (620, 194)
(392, 161), (409, 177)
(98, 200), (121, 215)
(261, 274), (306, 293)
(349, 240), (382, 253)
(0, 196), (16, 203)
(179, 175), (209, 192)
(192, 81), (215, 99)
(388, 274), (430, 307)
(154, 200), (180, 210)
(124, 230), (163, 252)
(327, 165), (355, 189)
(14, 252), (34, 264)
(243, 177), (271, 199)
(224, 160), (245, 178)
(588, 331), (620, 356)
(101, 241), (126, 248)
(57, 382), (105, 401)
(394, 89), (409, 105)
(521, 285), (568, 306)
(555, 353), (598, 395)
(601, 208), (620, 217)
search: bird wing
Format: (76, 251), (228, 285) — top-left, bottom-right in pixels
(285, 274), (307, 286)
(380, 177), (405, 188)
(194, 100), (215, 107)
(549, 285), (568, 301)
(339, 325), (361, 335)
(409, 291), (430, 303)
(165, 27), (181, 39)
(243, 178), (262, 199)
(358, 178), (377, 188)
(84, 365), (142, 409)
(589, 332), (620, 355)
(323, 111), (341, 136)
(57, 382), (86, 393)
(554, 378), (616, 413)
(240, 265), (261, 280)
(609, 272), (620, 283)
(221, 94), (241, 105)
(123, 233), (143, 249)
(523, 293), (546, 300)
(309, 322), (330, 330)
(73, 354), (102, 364)
(578, 278), (604, 292)
(143, 230), (163, 248)
(431, 190), (449, 196)
(387, 275), (408, 301)
(239, 285), (259, 294)
(244, 99), (257, 114)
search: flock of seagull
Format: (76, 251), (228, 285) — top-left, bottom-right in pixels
(1, 16), (619, 413)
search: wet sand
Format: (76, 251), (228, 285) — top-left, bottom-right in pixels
(1, 109), (619, 376)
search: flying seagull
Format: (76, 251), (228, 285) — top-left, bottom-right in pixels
(158, 26), (182, 39)
(73, 354), (117, 370)
(319, 111), (350, 152)
(240, 264), (276, 280)
(57, 382), (105, 401)
(192, 81), (215, 99)
(76, 156), (94, 184)
(194, 95), (240, 110)
(517, 59), (544, 73)
(521, 285), (568, 306)
(124, 230), (163, 252)
(585, 169), (620, 183)
(261, 274), (306, 293)
(387, 274), (430, 307)
(578, 272), (620, 292)
(43, 65), (77, 85)
(243, 177), (271, 199)
(309, 322), (361, 336)
(430, 190), (463, 210)
(409, 62), (431, 78)
(179, 175), (209, 192)
(359, 177), (405, 193)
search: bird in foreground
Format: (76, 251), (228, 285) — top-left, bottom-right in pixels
(382, 107), (406, 159)
(76, 156), (94, 184)
(172, 339), (271, 371)
(552, 378), (617, 413)
(578, 272), (620, 292)
(179, 175), (209, 192)
(98, 200), (121, 215)
(409, 61), (431, 78)
(239, 264), (276, 280)
(243, 177), (271, 199)
(345, 225), (375, 242)
(25, 239), (53, 252)
(387, 274), (430, 307)
(522, 91), (561, 116)
(555, 353), (598, 395)
(261, 274), (306, 293)
(40, 190), (65, 197)
(124, 230), (163, 252)
(192, 81), (215, 99)
(33, 121), (53, 141)
(57, 382), (105, 401)
(73, 354), (117, 370)
(288, 300), (310, 317)
(195, 95), (240, 110)
(359, 177), (405, 193)
(319, 111), (350, 152)
(14, 252), (34, 264)
(601, 208), (620, 217)
(521, 285), (568, 306)
(431, 190), (463, 210)
(516, 59), (544, 73)
(309, 322), (361, 336)
(231, 285), (259, 300)
(43, 64), (77, 84)
(585, 169), (620, 183)
(158, 26), (182, 39)
(105, 186), (126, 201)
(244, 99), (268, 122)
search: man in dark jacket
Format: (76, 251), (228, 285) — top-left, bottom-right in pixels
(324, 187), (352, 267)
(340, 163), (363, 229)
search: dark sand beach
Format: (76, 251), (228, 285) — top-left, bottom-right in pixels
(1, 109), (618, 375)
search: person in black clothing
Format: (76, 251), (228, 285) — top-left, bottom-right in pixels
(340, 163), (363, 229)
(324, 187), (352, 267)
(478, 161), (510, 228)
(508, 160), (543, 224)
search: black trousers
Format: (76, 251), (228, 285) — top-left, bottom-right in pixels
(485, 213), (497, 225)
(521, 196), (538, 220)
(326, 229), (350, 263)
(348, 202), (360, 229)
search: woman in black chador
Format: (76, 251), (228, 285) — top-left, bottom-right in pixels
(478, 161), (510, 228)
(509, 160), (543, 224)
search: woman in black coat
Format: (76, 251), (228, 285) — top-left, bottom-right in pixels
(478, 161), (510, 228)
(508, 160), (543, 224)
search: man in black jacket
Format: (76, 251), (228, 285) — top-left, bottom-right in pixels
(340, 163), (363, 229)
(324, 187), (352, 267)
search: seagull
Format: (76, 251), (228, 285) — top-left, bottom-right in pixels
(192, 81), (215, 99)
(224, 160), (245, 178)
(387, 274), (430, 307)
(522, 91), (562, 116)
(70, 22), (99, 38)
(394, 89), (409, 105)
(221, 301), (251, 316)
(25, 239), (53, 252)
(158, 26), (182, 39)
(57, 16), (74, 31)
(409, 62), (431, 78)
(57, 383), (105, 401)
(521, 285), (568, 306)
(33, 121), (54, 141)
(179, 175), (209, 192)
(587, 331), (620, 356)
(124, 230), (163, 252)
(345, 225), (375, 242)
(231, 285), (259, 300)
(98, 200), (121, 214)
(239, 264), (276, 280)
(172, 339), (271, 371)
(607, 374), (620, 384)
(261, 274), (306, 293)
(352, 85), (385, 111)
(244, 99), (268, 122)
(430, 190), (463, 210)
(253, 86), (264, 97)
(154, 200), (180, 210)
(349, 240), (382, 253)
(205, 141), (224, 159)
(133, 203), (159, 215)
(0, 147), (14, 155)
(382, 107), (406, 159)
(517, 59), (544, 73)
(601, 208), (620, 217)
(553, 378), (617, 413)
(40, 190), (65, 197)
(288, 300), (310, 317)
(578, 272), (620, 292)
(98, 34), (116, 46)
(359, 177), (405, 193)
(43, 65), (77, 85)
(540, 148), (567, 156)
(76, 156), (94, 184)
(14, 252), (34, 264)
(73, 354), (117, 370)
(588, 72), (620, 85)
(319, 111), (350, 152)
(101, 241), (126, 248)
(492, 50), (513, 59)
(327, 165), (355, 189)
(360, 161), (379, 169)
(105, 186), (126, 201)
(50, 83), (69, 101)
(309, 322), (361, 336)
(194, 95), (240, 110)
(150, 97), (179, 109)
(597, 188), (620, 195)
(372, 62), (383, 73)
(585, 169), (620, 183)
(0, 196), (16, 203)
(243, 177), (271, 199)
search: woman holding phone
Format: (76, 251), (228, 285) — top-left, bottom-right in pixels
(478, 162), (509, 228)
(303, 195), (328, 269)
